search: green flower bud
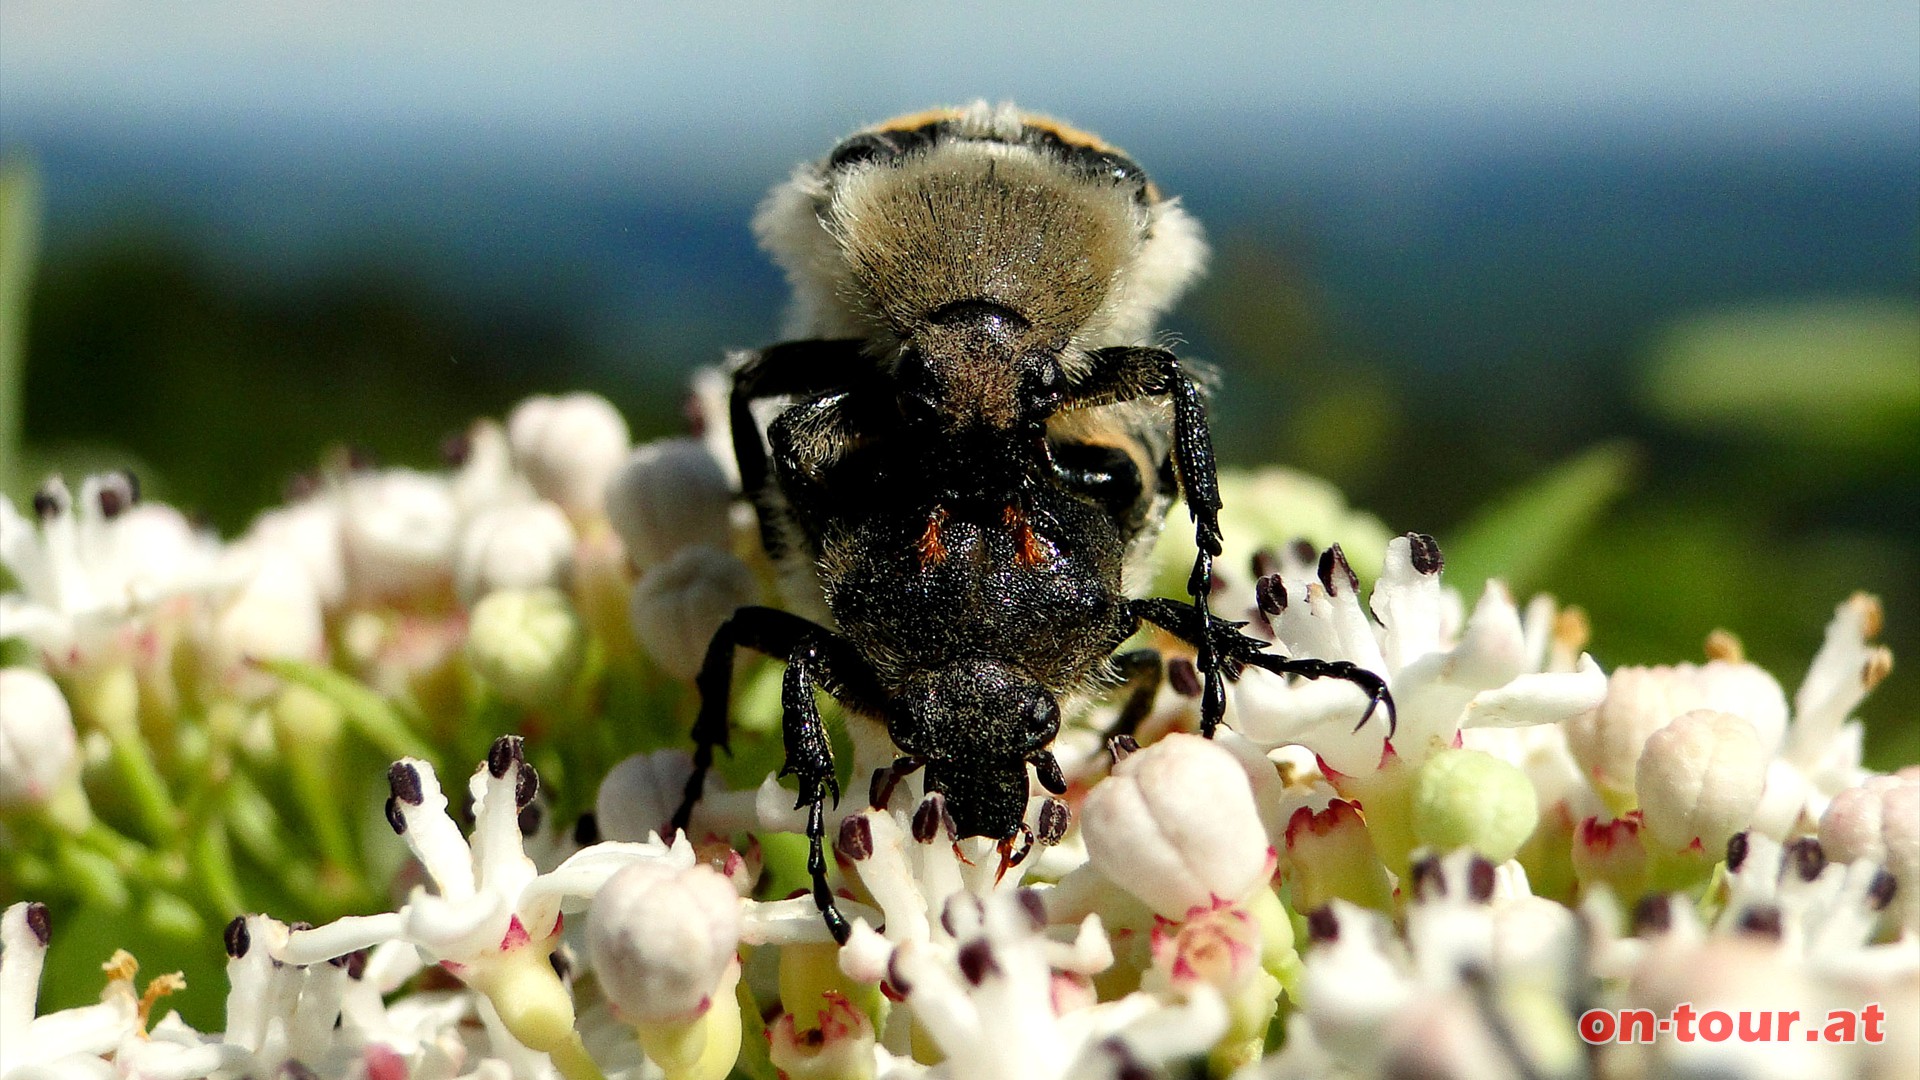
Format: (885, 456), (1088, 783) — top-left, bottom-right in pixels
(465, 586), (586, 708)
(1412, 748), (1539, 863)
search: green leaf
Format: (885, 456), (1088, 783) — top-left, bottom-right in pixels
(1443, 441), (1639, 596)
(0, 158), (38, 497)
(1640, 299), (1920, 450)
(258, 658), (436, 762)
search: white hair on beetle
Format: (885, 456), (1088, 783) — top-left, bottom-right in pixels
(753, 100), (1207, 349)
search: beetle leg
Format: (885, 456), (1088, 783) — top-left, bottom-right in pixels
(1058, 346), (1226, 729)
(1129, 597), (1397, 738)
(868, 756), (924, 810)
(781, 642), (852, 943)
(671, 606), (883, 837)
(1103, 648), (1164, 741)
(727, 338), (873, 558)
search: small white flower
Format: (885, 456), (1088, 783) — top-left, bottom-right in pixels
(280, 738), (689, 1064)
(587, 861), (741, 1024)
(0, 668), (78, 811)
(1, 902), (138, 1079)
(453, 499), (576, 605)
(604, 438), (735, 569)
(196, 547), (326, 702)
(507, 392), (631, 523)
(448, 418), (536, 518)
(0, 475), (225, 671)
(1749, 593), (1894, 838)
(1229, 535), (1606, 778)
(463, 587), (586, 708)
(593, 749), (772, 846)
(236, 496), (348, 612)
(628, 545), (759, 681)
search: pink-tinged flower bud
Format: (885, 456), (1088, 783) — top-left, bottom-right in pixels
(1571, 814), (1648, 899)
(767, 992), (875, 1080)
(340, 469), (458, 603)
(587, 861), (741, 1025)
(1820, 773), (1920, 931)
(1570, 660), (1791, 815)
(0, 668), (78, 810)
(1635, 710), (1767, 855)
(200, 549), (325, 702)
(605, 439), (734, 568)
(629, 546), (758, 681)
(1148, 900), (1262, 993)
(1080, 733), (1274, 918)
(1284, 800), (1393, 911)
(507, 392), (630, 522)
(1567, 665), (1707, 811)
(453, 500), (576, 604)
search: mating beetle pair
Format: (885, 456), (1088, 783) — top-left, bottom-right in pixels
(669, 103), (1391, 942)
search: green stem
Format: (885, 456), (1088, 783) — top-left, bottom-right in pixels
(189, 819), (247, 920)
(105, 725), (182, 846)
(548, 1037), (609, 1080)
(286, 738), (358, 872)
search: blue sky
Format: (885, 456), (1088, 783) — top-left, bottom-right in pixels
(5, 1), (1916, 186)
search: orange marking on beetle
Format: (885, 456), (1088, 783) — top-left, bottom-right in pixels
(1004, 504), (1051, 566)
(917, 508), (949, 567)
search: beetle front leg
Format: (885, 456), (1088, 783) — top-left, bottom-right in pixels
(1063, 346), (1227, 729)
(780, 641), (851, 944)
(1130, 597), (1396, 738)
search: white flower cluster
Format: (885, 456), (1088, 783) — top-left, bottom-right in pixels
(2, 387), (1915, 1080)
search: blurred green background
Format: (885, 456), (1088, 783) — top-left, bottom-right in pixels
(2, 2), (1916, 764)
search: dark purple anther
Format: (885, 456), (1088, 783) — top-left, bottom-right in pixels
(387, 762), (424, 806)
(837, 814), (874, 860)
(1306, 904), (1340, 944)
(1407, 533), (1443, 575)
(224, 915), (250, 959)
(24, 902), (51, 947)
(487, 735), (522, 779)
(1167, 658), (1202, 697)
(957, 940), (999, 985)
(1255, 574), (1287, 618)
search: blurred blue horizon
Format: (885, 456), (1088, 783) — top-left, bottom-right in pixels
(5, 1), (1915, 385)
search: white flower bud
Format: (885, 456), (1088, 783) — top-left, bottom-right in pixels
(1820, 772), (1920, 930)
(0, 668), (78, 809)
(453, 500), (576, 604)
(464, 587), (586, 708)
(597, 749), (697, 843)
(1080, 733), (1272, 918)
(507, 392), (630, 521)
(587, 861), (741, 1024)
(100, 500), (221, 608)
(1570, 662), (1791, 813)
(1635, 710), (1768, 854)
(629, 546), (757, 681)
(239, 499), (346, 611)
(605, 438), (734, 568)
(201, 548), (326, 702)
(340, 469), (459, 603)
(449, 418), (534, 516)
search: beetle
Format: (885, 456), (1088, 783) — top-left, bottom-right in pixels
(671, 103), (1391, 942)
